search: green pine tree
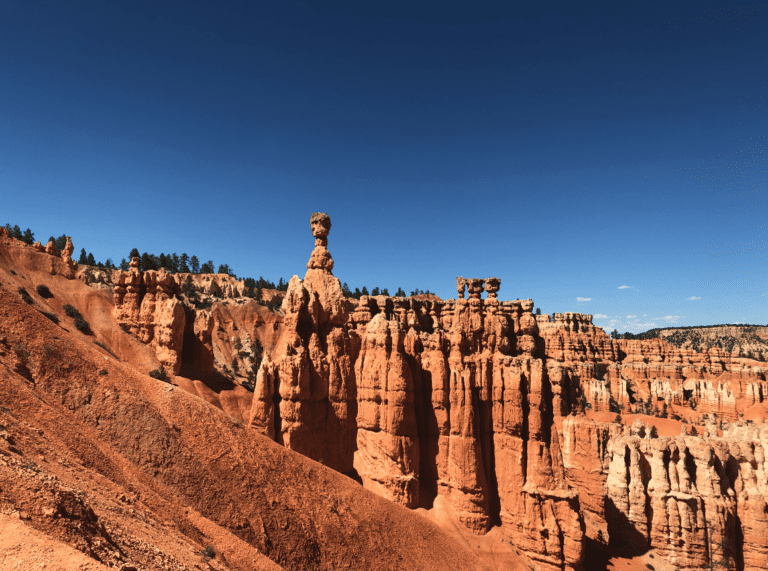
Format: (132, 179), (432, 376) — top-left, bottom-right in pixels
(78, 248), (88, 265)
(86, 252), (96, 266)
(381, 288), (389, 296)
(190, 255), (200, 274)
(371, 287), (380, 296)
(140, 252), (151, 272)
(179, 253), (190, 273)
(11, 225), (22, 239)
(119, 258), (129, 270)
(129, 248), (140, 261)
(21, 228), (34, 245)
(395, 287), (406, 297)
(55, 235), (68, 253)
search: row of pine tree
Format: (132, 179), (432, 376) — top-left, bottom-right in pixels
(340, 284), (433, 299)
(4, 223), (429, 300)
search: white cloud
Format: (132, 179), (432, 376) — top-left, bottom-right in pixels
(626, 315), (637, 319)
(594, 314), (608, 319)
(576, 297), (591, 302)
(617, 285), (631, 289)
(687, 296), (701, 300)
(628, 322), (658, 330)
(664, 315), (680, 322)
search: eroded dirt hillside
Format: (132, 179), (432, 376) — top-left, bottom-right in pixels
(0, 231), (531, 571)
(3, 221), (768, 571)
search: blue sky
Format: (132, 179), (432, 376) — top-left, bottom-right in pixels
(1, 1), (766, 332)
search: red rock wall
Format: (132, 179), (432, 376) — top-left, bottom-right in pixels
(42, 216), (764, 571)
(536, 313), (767, 421)
(246, 218), (586, 571)
(112, 259), (186, 374)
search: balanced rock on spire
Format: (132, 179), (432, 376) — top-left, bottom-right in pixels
(307, 212), (334, 271)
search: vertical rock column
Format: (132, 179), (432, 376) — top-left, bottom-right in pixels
(355, 314), (421, 506)
(605, 433), (738, 571)
(112, 257), (185, 374)
(249, 213), (357, 473)
(730, 426), (768, 571)
(494, 299), (585, 571)
(442, 279), (492, 531)
(149, 268), (186, 374)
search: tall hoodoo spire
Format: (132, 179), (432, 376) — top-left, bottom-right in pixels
(307, 212), (334, 271)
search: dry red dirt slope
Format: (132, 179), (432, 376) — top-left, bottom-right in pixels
(0, 239), (529, 570)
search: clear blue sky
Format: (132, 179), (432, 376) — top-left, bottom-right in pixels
(1, 1), (766, 332)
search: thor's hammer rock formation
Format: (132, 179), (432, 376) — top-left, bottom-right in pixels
(248, 213), (585, 571)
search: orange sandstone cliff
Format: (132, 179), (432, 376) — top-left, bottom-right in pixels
(1, 219), (767, 571)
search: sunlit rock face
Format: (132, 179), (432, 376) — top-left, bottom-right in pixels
(248, 213), (358, 475)
(535, 312), (767, 421)
(10, 209), (768, 571)
(245, 214), (586, 570)
(112, 257), (186, 374)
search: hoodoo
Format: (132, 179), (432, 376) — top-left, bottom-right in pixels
(3, 214), (767, 571)
(240, 213), (767, 571)
(248, 213), (585, 570)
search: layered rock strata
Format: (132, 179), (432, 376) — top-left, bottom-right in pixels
(248, 215), (585, 570)
(7, 213), (768, 570)
(249, 213), (358, 475)
(536, 313), (767, 421)
(559, 414), (768, 571)
(112, 257), (186, 374)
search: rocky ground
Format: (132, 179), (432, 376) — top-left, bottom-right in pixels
(1, 220), (766, 571)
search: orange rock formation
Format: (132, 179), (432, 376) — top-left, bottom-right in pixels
(246, 214), (585, 570)
(3, 216), (767, 571)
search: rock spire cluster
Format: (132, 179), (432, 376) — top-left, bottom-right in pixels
(86, 211), (767, 571)
(246, 214), (584, 570)
(112, 257), (186, 374)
